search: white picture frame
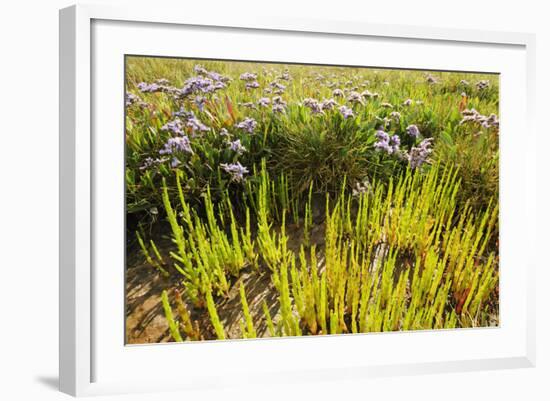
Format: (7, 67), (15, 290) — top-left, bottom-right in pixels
(59, 3), (536, 397)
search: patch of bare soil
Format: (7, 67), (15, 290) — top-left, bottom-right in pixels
(125, 219), (328, 344)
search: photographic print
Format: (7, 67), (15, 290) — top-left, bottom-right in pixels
(125, 56), (499, 344)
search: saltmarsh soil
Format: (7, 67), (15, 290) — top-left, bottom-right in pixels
(125, 57), (499, 343)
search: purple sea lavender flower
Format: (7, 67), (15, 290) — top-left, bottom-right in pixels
(207, 71), (229, 83)
(258, 97), (271, 107)
(172, 107), (195, 120)
(303, 98), (323, 114)
(219, 128), (230, 137)
(485, 113), (499, 129)
(272, 96), (287, 113)
(272, 104), (286, 113)
(245, 81), (260, 89)
(140, 157), (168, 170)
(161, 119), (184, 135)
(339, 105), (354, 119)
(476, 80), (490, 90)
(375, 130), (390, 143)
(125, 92), (141, 107)
(347, 91), (363, 105)
(159, 136), (193, 155)
(137, 82), (160, 93)
(321, 98), (338, 110)
(180, 76), (217, 97)
(374, 130), (400, 155)
(270, 82), (286, 91)
(459, 109), (499, 128)
(374, 140), (393, 154)
(390, 111), (401, 122)
(228, 139), (247, 155)
(381, 102), (393, 109)
(240, 72), (258, 81)
(407, 138), (433, 169)
(236, 117), (258, 133)
(272, 96), (286, 106)
(402, 98), (413, 106)
(186, 117), (210, 134)
(390, 135), (401, 152)
(406, 124), (420, 138)
(279, 71), (291, 81)
(332, 89), (344, 98)
(220, 162), (249, 182)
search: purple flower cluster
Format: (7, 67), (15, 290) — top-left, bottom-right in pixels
(339, 105), (354, 119)
(227, 139), (247, 155)
(390, 111), (401, 122)
(173, 107), (196, 120)
(258, 97), (271, 107)
(140, 156), (168, 170)
(279, 71), (291, 81)
(220, 162), (249, 182)
(180, 75), (225, 97)
(476, 80), (490, 90)
(168, 108), (210, 134)
(137, 82), (161, 93)
(374, 130), (400, 154)
(270, 81), (286, 94)
(347, 91), (363, 105)
(159, 136), (193, 155)
(136, 79), (185, 98)
(161, 119), (184, 135)
(303, 98), (323, 114)
(272, 96), (287, 113)
(332, 89), (344, 98)
(402, 98), (413, 106)
(460, 109), (499, 129)
(245, 81), (260, 89)
(407, 138), (433, 169)
(406, 124), (420, 138)
(186, 117), (209, 134)
(236, 117), (258, 133)
(321, 98), (338, 111)
(125, 92), (141, 107)
(240, 72), (258, 81)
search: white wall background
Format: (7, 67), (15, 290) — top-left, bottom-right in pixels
(0, 0), (547, 400)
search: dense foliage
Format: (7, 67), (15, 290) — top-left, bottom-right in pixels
(126, 57), (499, 342)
